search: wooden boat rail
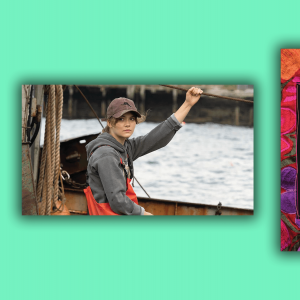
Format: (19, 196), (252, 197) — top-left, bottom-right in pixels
(64, 187), (253, 216)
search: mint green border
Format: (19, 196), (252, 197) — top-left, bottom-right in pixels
(2, 1), (300, 300)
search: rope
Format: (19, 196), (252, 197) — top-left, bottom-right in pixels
(50, 85), (56, 190)
(53, 85), (64, 209)
(41, 170), (47, 215)
(160, 85), (254, 104)
(36, 100), (48, 215)
(59, 168), (66, 209)
(74, 85), (104, 129)
(36, 85), (65, 215)
(133, 176), (151, 198)
(41, 94), (53, 215)
(45, 85), (55, 215)
(52, 168), (66, 213)
(43, 91), (51, 215)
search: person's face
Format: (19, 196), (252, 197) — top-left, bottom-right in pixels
(108, 112), (137, 144)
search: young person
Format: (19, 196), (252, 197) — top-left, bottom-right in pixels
(84, 87), (203, 215)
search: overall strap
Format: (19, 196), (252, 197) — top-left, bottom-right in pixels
(89, 145), (111, 159)
(89, 145), (129, 160)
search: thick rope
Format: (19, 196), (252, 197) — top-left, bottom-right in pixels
(52, 168), (66, 213)
(41, 172), (47, 215)
(42, 93), (51, 215)
(42, 92), (53, 215)
(50, 85), (56, 188)
(45, 91), (52, 215)
(46, 85), (56, 215)
(46, 145), (51, 216)
(53, 85), (63, 208)
(36, 85), (65, 215)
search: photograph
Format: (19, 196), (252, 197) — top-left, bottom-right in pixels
(22, 84), (254, 216)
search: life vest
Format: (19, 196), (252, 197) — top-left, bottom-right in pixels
(84, 145), (138, 215)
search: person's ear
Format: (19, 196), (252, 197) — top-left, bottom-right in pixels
(107, 120), (112, 128)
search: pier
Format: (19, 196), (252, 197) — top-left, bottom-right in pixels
(62, 85), (253, 127)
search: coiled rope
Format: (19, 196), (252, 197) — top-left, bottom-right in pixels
(36, 85), (65, 215)
(53, 86), (64, 211)
(47, 85), (56, 215)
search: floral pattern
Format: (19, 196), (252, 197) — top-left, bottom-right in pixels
(281, 49), (300, 251)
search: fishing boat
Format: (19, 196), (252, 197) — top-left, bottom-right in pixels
(22, 85), (254, 216)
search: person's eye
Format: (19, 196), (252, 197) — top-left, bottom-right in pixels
(119, 118), (124, 121)
(130, 118), (135, 121)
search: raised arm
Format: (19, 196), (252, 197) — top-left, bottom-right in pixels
(127, 87), (202, 161)
(127, 114), (182, 161)
(174, 87), (203, 123)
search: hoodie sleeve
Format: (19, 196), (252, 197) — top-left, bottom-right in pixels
(128, 114), (182, 161)
(93, 152), (145, 215)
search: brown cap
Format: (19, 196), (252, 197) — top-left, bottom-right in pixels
(101, 97), (141, 121)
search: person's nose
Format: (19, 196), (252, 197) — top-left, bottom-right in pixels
(125, 119), (130, 127)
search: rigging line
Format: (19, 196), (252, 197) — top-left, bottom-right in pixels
(74, 85), (104, 129)
(160, 85), (254, 104)
(73, 85), (151, 199)
(133, 176), (151, 198)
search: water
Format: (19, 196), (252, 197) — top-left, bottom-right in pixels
(41, 118), (253, 209)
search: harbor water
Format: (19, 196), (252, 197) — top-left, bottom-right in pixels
(41, 118), (253, 209)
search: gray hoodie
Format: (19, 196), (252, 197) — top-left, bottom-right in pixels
(85, 114), (182, 215)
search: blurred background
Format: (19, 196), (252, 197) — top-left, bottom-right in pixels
(61, 85), (253, 126)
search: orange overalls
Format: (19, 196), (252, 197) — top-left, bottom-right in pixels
(84, 146), (138, 215)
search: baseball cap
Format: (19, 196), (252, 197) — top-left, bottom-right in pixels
(101, 97), (141, 121)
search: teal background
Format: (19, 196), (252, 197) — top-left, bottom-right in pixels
(1, 0), (300, 299)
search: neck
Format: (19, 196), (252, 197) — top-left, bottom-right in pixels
(109, 132), (126, 145)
